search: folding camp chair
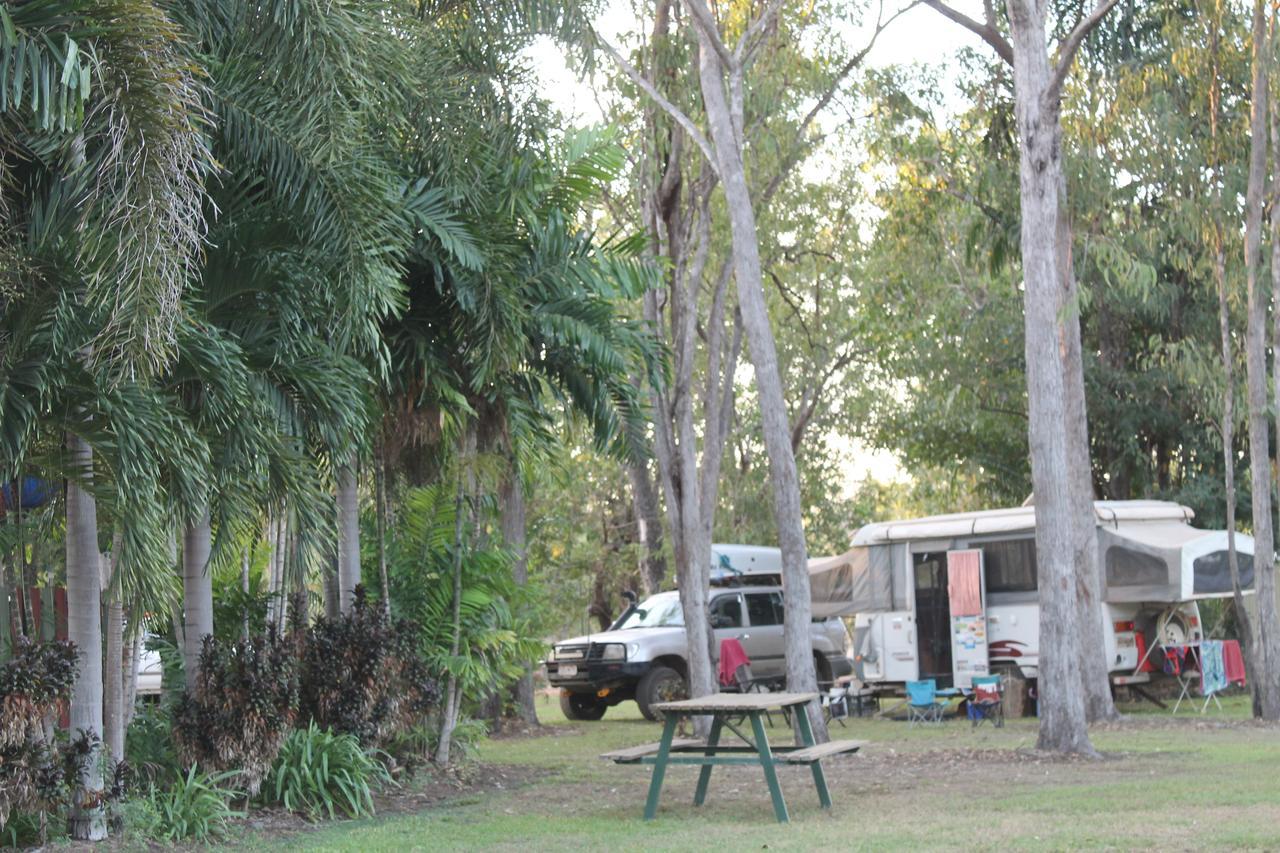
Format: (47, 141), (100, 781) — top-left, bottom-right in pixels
(967, 675), (1004, 728)
(719, 638), (781, 727)
(906, 679), (947, 726)
(822, 683), (852, 727)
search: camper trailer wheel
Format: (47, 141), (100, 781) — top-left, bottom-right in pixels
(994, 664), (1030, 718)
(637, 666), (687, 721)
(559, 690), (607, 721)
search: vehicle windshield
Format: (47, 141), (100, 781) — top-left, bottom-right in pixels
(614, 592), (684, 629)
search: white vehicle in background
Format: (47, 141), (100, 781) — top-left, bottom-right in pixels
(808, 501), (1253, 714)
(135, 642), (164, 697)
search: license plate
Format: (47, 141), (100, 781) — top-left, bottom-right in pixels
(559, 664), (578, 677)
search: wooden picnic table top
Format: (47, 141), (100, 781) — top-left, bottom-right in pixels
(651, 691), (819, 713)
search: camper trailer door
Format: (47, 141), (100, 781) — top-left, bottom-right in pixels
(946, 549), (990, 688)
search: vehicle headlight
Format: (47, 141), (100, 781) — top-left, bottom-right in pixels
(600, 643), (626, 661)
(626, 642), (642, 660)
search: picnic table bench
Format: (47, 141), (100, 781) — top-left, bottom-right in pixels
(601, 692), (866, 823)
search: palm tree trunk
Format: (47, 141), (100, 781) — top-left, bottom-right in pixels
(375, 457), (391, 616)
(122, 621), (141, 730)
(103, 582), (125, 766)
(500, 471), (538, 725)
(65, 430), (106, 841)
(336, 459), (360, 612)
(241, 547), (251, 641)
(182, 509), (213, 691)
(436, 426), (474, 765)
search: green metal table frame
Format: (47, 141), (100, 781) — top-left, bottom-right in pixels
(640, 705), (829, 823)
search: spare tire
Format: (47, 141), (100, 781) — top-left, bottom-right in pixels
(636, 665), (687, 721)
(559, 690), (607, 721)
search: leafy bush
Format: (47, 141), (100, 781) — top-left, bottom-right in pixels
(173, 628), (297, 797)
(124, 703), (180, 788)
(135, 766), (243, 843)
(297, 586), (438, 746)
(265, 723), (389, 820)
(0, 638), (79, 835)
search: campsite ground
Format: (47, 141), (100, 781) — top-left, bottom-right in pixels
(230, 693), (1280, 851)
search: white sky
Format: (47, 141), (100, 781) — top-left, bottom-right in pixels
(526, 3), (991, 488)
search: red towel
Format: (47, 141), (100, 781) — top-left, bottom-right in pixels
(1222, 639), (1247, 685)
(718, 638), (751, 687)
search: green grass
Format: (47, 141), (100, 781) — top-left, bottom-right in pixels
(229, 693), (1280, 851)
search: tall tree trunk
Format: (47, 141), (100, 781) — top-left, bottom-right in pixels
(122, 623), (141, 730)
(691, 17), (827, 744)
(1005, 0), (1095, 756)
(182, 509), (213, 691)
(375, 455), (391, 616)
(323, 555), (340, 620)
(626, 458), (667, 596)
(336, 459), (360, 612)
(501, 471), (539, 726)
(240, 547), (251, 641)
(1244, 0), (1280, 721)
(65, 431), (106, 840)
(1057, 178), (1118, 723)
(103, 576), (124, 767)
(266, 513), (287, 631)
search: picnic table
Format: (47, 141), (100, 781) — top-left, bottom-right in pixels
(600, 692), (866, 823)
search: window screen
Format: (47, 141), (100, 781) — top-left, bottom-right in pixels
(745, 592), (782, 626)
(1193, 550), (1255, 595)
(983, 539), (1038, 593)
(1105, 546), (1167, 587)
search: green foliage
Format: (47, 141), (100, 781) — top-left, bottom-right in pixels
(172, 630), (298, 798)
(135, 766), (243, 843)
(265, 723), (389, 821)
(388, 485), (545, 707)
(297, 587), (439, 746)
(123, 703), (180, 789)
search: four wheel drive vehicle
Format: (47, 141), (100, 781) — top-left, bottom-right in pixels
(546, 585), (854, 721)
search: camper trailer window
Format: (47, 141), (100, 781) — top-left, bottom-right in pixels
(1192, 550), (1255, 595)
(1105, 546), (1167, 588)
(982, 539), (1037, 593)
(745, 592), (783, 626)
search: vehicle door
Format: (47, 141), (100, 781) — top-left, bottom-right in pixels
(708, 592), (746, 677)
(741, 591), (786, 679)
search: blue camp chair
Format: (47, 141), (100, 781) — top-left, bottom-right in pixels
(967, 675), (1004, 728)
(906, 679), (947, 726)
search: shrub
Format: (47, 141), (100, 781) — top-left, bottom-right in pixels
(265, 723), (389, 820)
(297, 586), (438, 746)
(0, 638), (78, 836)
(172, 627), (297, 797)
(136, 766), (243, 843)
(124, 703), (180, 789)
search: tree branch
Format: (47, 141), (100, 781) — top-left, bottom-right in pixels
(924, 0), (1013, 65)
(1045, 0), (1120, 105)
(683, 0), (735, 68)
(594, 29), (720, 174)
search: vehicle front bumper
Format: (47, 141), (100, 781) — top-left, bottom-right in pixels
(543, 659), (652, 694)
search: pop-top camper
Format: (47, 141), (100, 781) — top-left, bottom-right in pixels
(808, 501), (1254, 712)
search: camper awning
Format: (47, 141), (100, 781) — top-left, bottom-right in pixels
(808, 547), (892, 618)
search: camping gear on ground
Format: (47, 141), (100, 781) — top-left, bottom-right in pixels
(967, 675), (1004, 728)
(906, 679), (946, 726)
(601, 692), (864, 823)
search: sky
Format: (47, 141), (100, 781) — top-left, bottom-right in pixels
(526, 2), (992, 487)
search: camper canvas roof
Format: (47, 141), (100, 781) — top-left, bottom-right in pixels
(849, 500), (1194, 545)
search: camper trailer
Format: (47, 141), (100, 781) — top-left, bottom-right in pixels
(808, 501), (1254, 712)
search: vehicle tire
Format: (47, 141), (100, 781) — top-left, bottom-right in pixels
(559, 690), (607, 721)
(994, 663), (1030, 718)
(636, 666), (687, 722)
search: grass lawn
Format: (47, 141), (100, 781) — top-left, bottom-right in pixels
(237, 693), (1280, 851)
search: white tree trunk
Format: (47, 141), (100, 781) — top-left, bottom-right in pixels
(1242, 0), (1280, 721)
(626, 458), (667, 596)
(336, 459), (361, 612)
(182, 509), (213, 691)
(692, 22), (826, 743)
(65, 431), (106, 840)
(122, 627), (141, 730)
(436, 427), (474, 765)
(266, 512), (287, 631)
(103, 579), (125, 767)
(1005, 0), (1095, 756)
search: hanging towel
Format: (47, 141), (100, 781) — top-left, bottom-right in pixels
(718, 638), (751, 688)
(946, 550), (983, 616)
(1222, 639), (1247, 686)
(1200, 640), (1227, 696)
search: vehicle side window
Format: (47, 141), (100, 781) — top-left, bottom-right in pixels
(983, 539), (1038, 593)
(745, 593), (782, 626)
(709, 594), (742, 628)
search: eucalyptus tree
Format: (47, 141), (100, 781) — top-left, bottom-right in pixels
(594, 0), (911, 739)
(925, 0), (1120, 752)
